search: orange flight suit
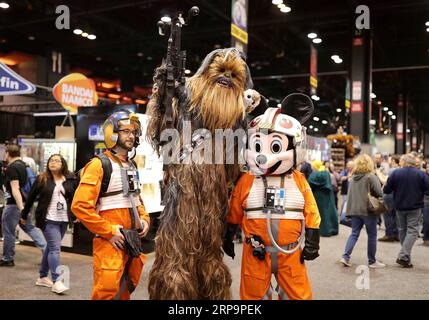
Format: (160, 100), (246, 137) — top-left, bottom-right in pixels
(228, 170), (320, 300)
(71, 150), (150, 300)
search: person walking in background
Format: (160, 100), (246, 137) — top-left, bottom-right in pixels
(384, 154), (429, 268)
(340, 154), (385, 268)
(339, 161), (354, 227)
(325, 161), (340, 208)
(379, 155), (400, 242)
(308, 160), (338, 237)
(423, 164), (429, 247)
(0, 145), (46, 267)
(21, 154), (76, 294)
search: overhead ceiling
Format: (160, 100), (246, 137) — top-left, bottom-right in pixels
(1, 0), (429, 133)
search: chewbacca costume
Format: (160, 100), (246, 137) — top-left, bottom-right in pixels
(146, 48), (254, 299)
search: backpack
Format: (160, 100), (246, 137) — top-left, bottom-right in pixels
(74, 153), (137, 204)
(20, 161), (36, 200)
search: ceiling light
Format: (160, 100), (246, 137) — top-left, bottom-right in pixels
(0, 2), (10, 9)
(185, 69), (191, 75)
(426, 21), (429, 26)
(161, 16), (171, 23)
(427, 27), (429, 32)
(370, 119), (376, 125)
(407, 129), (411, 133)
(311, 95), (320, 101)
(73, 29), (83, 35)
(377, 101), (382, 105)
(280, 6), (291, 13)
(277, 103), (281, 108)
(81, 32), (88, 38)
(87, 34), (96, 40)
(313, 116), (319, 121)
(309, 125), (313, 129)
(384, 130), (388, 135)
(272, 0), (283, 4)
(336, 108), (342, 113)
(388, 111), (393, 116)
(137, 52), (144, 57)
(314, 128), (319, 132)
(383, 107), (388, 111)
(312, 38), (322, 44)
(96, 57), (101, 61)
(331, 55), (340, 60)
(334, 58), (343, 64)
(370, 93), (376, 99)
(391, 115), (396, 119)
(307, 33), (317, 39)
(28, 36), (35, 41)
(322, 120), (328, 125)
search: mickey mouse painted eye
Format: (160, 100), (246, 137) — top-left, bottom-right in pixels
(271, 140), (282, 154)
(255, 140), (262, 153)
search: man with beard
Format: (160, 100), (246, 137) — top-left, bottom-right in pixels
(72, 110), (150, 299)
(146, 48), (255, 299)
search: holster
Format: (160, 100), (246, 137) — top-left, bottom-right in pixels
(120, 228), (143, 258)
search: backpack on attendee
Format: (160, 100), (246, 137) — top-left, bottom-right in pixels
(20, 162), (36, 200)
(74, 153), (137, 205)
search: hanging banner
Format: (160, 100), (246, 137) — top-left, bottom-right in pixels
(231, 0), (248, 54)
(53, 73), (98, 114)
(310, 44), (318, 95)
(0, 62), (36, 95)
(345, 78), (351, 110)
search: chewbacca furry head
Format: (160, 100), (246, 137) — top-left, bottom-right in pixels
(187, 48), (253, 131)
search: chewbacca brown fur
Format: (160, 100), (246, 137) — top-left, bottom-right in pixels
(147, 48), (252, 299)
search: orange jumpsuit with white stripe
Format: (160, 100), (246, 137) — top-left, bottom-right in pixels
(228, 170), (320, 300)
(71, 150), (150, 300)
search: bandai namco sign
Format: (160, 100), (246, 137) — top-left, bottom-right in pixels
(53, 73), (98, 114)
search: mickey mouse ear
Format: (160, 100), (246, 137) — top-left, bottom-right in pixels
(280, 93), (314, 124)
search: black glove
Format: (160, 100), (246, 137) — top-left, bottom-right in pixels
(300, 228), (320, 264)
(222, 223), (238, 259)
(120, 229), (143, 258)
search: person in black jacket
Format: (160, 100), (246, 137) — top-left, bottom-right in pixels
(21, 154), (76, 294)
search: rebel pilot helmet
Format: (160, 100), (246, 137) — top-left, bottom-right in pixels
(246, 93), (314, 176)
(103, 109), (142, 149)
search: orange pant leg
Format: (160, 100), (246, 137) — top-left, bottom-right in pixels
(276, 249), (312, 300)
(91, 237), (126, 300)
(240, 243), (272, 300)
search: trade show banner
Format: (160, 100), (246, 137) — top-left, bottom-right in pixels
(0, 61), (36, 95)
(53, 73), (98, 114)
(231, 0), (248, 54)
(310, 44), (318, 95)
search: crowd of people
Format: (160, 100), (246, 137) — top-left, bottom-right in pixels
(1, 136), (428, 299)
(0, 144), (77, 294)
(300, 151), (429, 269)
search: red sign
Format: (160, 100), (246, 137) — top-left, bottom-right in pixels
(353, 37), (364, 46)
(351, 102), (363, 113)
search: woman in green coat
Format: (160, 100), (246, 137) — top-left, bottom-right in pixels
(308, 160), (339, 237)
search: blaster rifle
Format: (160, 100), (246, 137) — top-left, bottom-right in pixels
(156, 6), (199, 131)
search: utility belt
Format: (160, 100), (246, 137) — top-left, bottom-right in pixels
(245, 234), (300, 261)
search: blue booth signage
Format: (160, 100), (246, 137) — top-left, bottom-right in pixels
(0, 62), (36, 95)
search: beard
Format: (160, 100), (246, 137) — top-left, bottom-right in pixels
(116, 137), (134, 151)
